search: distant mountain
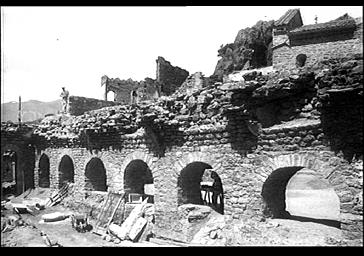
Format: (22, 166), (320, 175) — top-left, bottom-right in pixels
(1, 99), (62, 123)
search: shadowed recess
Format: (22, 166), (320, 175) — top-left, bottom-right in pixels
(58, 155), (75, 188)
(38, 153), (50, 188)
(85, 157), (107, 192)
(124, 159), (154, 195)
(262, 167), (341, 228)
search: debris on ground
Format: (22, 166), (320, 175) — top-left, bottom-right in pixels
(71, 213), (92, 232)
(40, 231), (63, 247)
(45, 182), (74, 207)
(41, 212), (70, 223)
(108, 198), (149, 241)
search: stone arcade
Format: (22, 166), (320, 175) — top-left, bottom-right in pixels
(1, 9), (363, 245)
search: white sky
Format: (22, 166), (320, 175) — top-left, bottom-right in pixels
(1, 6), (363, 103)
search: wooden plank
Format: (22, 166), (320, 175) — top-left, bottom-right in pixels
(114, 198), (148, 240)
(106, 193), (125, 228)
(94, 192), (125, 233)
(93, 191), (112, 231)
(138, 221), (152, 242)
(128, 217), (147, 242)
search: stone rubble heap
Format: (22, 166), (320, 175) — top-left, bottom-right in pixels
(315, 56), (363, 97)
(29, 56), (362, 147)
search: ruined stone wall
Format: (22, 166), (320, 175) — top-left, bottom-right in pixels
(29, 55), (362, 243)
(156, 56), (189, 95)
(1, 125), (35, 195)
(104, 78), (160, 104)
(273, 38), (362, 72)
(273, 19), (363, 72)
(68, 96), (119, 116)
(32, 118), (362, 242)
(258, 119), (325, 151)
(176, 72), (207, 96)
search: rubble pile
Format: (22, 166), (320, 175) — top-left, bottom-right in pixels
(315, 56), (363, 97)
(1, 122), (34, 135)
(27, 56), (362, 150)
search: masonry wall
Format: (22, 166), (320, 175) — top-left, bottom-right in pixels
(156, 56), (189, 95)
(272, 19), (363, 72)
(273, 37), (362, 72)
(33, 119), (362, 242)
(1, 133), (35, 195)
(68, 96), (119, 116)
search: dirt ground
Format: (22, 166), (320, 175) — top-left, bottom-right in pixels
(1, 188), (362, 247)
(1, 188), (163, 247)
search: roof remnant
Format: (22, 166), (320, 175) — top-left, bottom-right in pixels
(274, 9), (301, 27)
(289, 15), (357, 36)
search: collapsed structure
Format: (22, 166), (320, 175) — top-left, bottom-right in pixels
(1, 9), (363, 245)
(101, 56), (189, 104)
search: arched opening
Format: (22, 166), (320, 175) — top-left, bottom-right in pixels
(296, 54), (307, 67)
(85, 157), (107, 192)
(124, 160), (154, 203)
(2, 150), (17, 196)
(58, 155), (74, 188)
(107, 91), (115, 102)
(177, 162), (224, 214)
(262, 167), (340, 228)
(38, 154), (50, 188)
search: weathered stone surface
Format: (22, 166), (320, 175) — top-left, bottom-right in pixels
(2, 12), (363, 246)
(212, 20), (274, 81)
(156, 56), (189, 96)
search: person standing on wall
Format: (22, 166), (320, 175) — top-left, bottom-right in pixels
(60, 87), (69, 114)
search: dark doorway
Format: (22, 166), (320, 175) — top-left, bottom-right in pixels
(124, 160), (154, 202)
(38, 154), (50, 188)
(2, 150), (17, 196)
(85, 157), (107, 191)
(177, 162), (224, 214)
(58, 155), (74, 188)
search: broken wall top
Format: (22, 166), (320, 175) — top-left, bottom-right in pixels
(28, 55), (362, 150)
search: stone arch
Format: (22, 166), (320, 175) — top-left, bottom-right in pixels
(120, 151), (158, 179)
(84, 157), (107, 192)
(123, 160), (154, 195)
(172, 152), (223, 179)
(257, 153), (329, 180)
(120, 151), (157, 203)
(58, 155), (75, 188)
(177, 161), (214, 206)
(38, 153), (50, 188)
(174, 152), (224, 214)
(259, 153), (341, 227)
(285, 168), (340, 226)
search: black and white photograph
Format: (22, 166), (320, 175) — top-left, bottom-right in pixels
(0, 6), (363, 247)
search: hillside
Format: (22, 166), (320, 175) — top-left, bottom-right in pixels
(1, 99), (62, 123)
